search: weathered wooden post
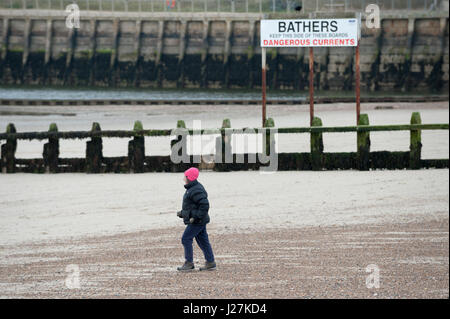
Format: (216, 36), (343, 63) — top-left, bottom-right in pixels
(1, 123), (17, 173)
(85, 122), (103, 173)
(43, 123), (59, 173)
(171, 120), (187, 172)
(357, 114), (371, 171)
(128, 120), (145, 173)
(410, 112), (422, 170)
(264, 117), (275, 156)
(310, 117), (324, 171)
(215, 119), (231, 171)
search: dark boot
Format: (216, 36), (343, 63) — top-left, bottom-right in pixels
(199, 261), (216, 271)
(177, 261), (195, 272)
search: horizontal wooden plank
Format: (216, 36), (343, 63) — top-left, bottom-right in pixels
(0, 124), (448, 140)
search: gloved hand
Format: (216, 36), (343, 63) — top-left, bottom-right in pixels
(178, 210), (191, 219)
(189, 217), (195, 224)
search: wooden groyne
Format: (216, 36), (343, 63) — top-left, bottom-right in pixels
(1, 112), (448, 173)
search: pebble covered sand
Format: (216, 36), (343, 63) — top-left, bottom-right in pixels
(0, 218), (448, 298)
(0, 169), (448, 298)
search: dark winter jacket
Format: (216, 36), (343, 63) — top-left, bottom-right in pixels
(181, 179), (210, 226)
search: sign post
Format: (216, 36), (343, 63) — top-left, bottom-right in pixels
(356, 40), (360, 124)
(309, 47), (314, 126)
(356, 13), (362, 124)
(260, 18), (359, 127)
(262, 47), (267, 127)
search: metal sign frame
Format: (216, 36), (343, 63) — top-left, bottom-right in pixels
(261, 15), (362, 126)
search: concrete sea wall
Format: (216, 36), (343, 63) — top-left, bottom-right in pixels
(0, 10), (448, 91)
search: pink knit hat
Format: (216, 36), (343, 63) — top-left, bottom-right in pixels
(184, 167), (199, 181)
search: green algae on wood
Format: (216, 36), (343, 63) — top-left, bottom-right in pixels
(264, 117), (275, 156)
(0, 123), (448, 142)
(176, 120), (186, 129)
(264, 117), (275, 128)
(133, 120), (143, 131)
(222, 118), (231, 129)
(410, 112), (422, 170)
(310, 117), (324, 171)
(357, 114), (371, 171)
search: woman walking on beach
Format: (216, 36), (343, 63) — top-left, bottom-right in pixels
(177, 167), (216, 272)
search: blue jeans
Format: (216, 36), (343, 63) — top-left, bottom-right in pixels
(181, 224), (215, 263)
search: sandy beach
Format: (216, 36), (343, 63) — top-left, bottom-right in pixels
(0, 169), (448, 298)
(0, 101), (448, 298)
(0, 217), (448, 298)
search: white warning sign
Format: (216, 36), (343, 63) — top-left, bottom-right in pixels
(260, 19), (359, 47)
